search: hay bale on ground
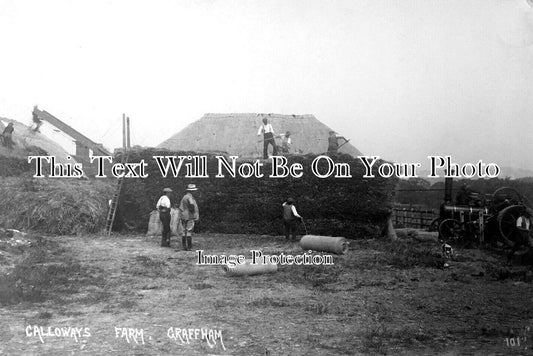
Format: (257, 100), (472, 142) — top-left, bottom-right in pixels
(223, 259), (278, 276)
(299, 235), (349, 255)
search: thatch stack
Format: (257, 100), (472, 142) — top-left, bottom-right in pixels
(0, 176), (114, 235)
(158, 113), (362, 158)
(120, 149), (397, 238)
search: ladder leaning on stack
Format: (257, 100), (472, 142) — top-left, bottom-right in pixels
(104, 150), (130, 235)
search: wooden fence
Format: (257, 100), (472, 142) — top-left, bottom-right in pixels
(392, 204), (438, 229)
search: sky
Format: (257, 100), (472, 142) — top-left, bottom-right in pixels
(0, 0), (532, 171)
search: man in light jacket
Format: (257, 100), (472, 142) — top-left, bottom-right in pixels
(179, 184), (200, 250)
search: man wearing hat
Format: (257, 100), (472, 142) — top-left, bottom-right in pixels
(327, 130), (347, 156)
(156, 187), (173, 247)
(282, 197), (302, 242)
(179, 184), (200, 250)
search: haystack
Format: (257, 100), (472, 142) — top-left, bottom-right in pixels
(0, 176), (113, 235)
(158, 113), (362, 157)
(120, 149), (397, 238)
(0, 118), (75, 164)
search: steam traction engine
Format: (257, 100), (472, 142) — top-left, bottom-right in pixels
(432, 178), (532, 248)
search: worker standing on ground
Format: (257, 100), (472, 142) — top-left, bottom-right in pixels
(279, 131), (292, 154)
(179, 184), (199, 251)
(508, 209), (532, 261)
(257, 117), (278, 159)
(1, 123), (15, 149)
(282, 197), (302, 242)
(156, 187), (173, 247)
(327, 130), (347, 155)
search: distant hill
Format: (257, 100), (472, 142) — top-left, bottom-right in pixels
(497, 166), (533, 179)
(413, 166), (533, 184)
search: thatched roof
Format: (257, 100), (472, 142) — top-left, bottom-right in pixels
(157, 113), (362, 157)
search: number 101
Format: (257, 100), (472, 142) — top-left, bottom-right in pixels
(505, 337), (521, 347)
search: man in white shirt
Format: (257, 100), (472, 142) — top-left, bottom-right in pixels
(508, 209), (532, 261)
(282, 197), (302, 242)
(257, 117), (278, 159)
(156, 187), (172, 247)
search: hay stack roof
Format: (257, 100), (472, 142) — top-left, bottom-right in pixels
(0, 118), (75, 164)
(158, 113), (362, 157)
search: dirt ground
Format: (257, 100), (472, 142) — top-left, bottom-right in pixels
(1, 232), (533, 355)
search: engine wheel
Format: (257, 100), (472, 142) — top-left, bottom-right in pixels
(497, 205), (526, 247)
(428, 218), (440, 232)
(438, 218), (465, 244)
(492, 187), (523, 206)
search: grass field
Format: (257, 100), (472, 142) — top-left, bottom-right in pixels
(1, 232), (533, 355)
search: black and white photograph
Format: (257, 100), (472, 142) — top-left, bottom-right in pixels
(1, 0), (533, 355)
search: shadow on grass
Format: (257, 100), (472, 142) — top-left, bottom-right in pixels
(347, 240), (446, 270)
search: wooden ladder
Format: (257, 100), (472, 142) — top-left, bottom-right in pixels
(104, 149), (130, 235)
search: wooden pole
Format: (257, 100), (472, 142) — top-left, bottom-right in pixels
(122, 113), (126, 150)
(126, 116), (131, 149)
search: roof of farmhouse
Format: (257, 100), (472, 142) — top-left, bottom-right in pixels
(157, 113), (362, 158)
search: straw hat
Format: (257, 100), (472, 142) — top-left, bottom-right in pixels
(186, 184), (198, 191)
(163, 187), (173, 193)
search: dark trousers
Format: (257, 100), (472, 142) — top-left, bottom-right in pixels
(327, 146), (338, 156)
(508, 229), (530, 260)
(181, 219), (194, 250)
(284, 219), (298, 241)
(1, 134), (13, 149)
(159, 210), (171, 247)
(263, 133), (278, 159)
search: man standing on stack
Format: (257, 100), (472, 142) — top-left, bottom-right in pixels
(257, 117), (278, 159)
(279, 131), (292, 154)
(179, 184), (200, 251)
(327, 130), (347, 156)
(156, 187), (173, 247)
(1, 123), (15, 149)
(32, 108), (43, 133)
